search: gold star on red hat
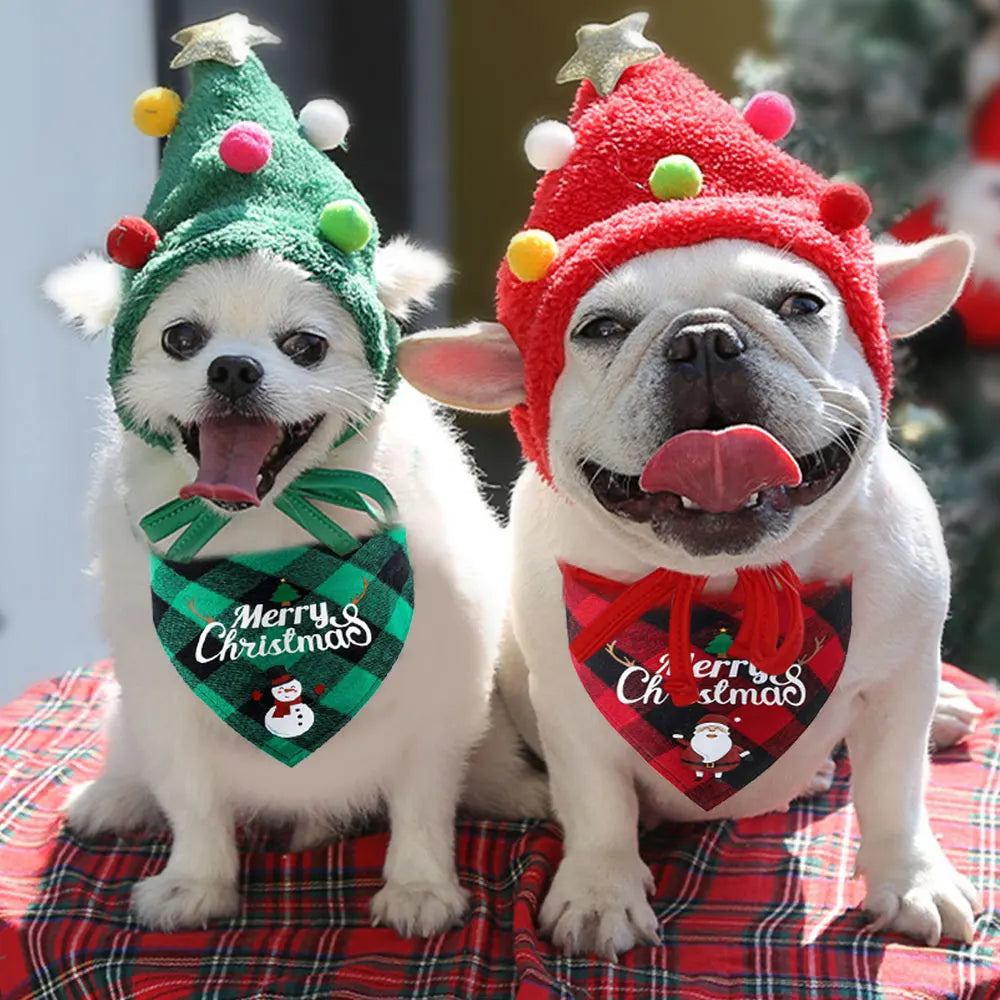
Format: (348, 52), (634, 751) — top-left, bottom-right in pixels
(555, 12), (662, 97)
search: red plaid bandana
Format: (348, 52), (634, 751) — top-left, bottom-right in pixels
(563, 564), (851, 811)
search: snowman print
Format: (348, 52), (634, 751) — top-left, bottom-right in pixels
(254, 666), (323, 739)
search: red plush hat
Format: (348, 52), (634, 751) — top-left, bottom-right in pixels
(496, 15), (887, 481)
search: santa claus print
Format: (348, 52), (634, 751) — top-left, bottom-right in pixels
(253, 666), (325, 739)
(673, 715), (751, 780)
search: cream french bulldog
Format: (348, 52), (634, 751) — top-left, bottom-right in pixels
(398, 17), (983, 958)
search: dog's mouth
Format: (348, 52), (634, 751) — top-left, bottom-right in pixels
(176, 414), (324, 509)
(582, 423), (861, 552)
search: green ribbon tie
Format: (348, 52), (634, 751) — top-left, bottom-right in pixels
(139, 468), (398, 561)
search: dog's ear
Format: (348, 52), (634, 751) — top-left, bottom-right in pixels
(374, 237), (451, 321)
(874, 234), (974, 339)
(397, 322), (525, 412)
(43, 254), (122, 337)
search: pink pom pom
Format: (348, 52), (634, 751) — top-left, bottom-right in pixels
(219, 121), (273, 174)
(743, 91), (795, 142)
(819, 182), (872, 233)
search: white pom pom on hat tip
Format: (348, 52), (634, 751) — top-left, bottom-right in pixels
(524, 120), (575, 171)
(299, 98), (350, 151)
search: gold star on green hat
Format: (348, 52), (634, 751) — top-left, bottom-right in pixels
(170, 12), (280, 70)
(555, 11), (662, 97)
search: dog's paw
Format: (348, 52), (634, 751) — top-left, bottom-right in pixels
(538, 851), (660, 959)
(131, 872), (240, 930)
(931, 680), (982, 751)
(370, 879), (469, 937)
(798, 756), (837, 799)
(859, 845), (981, 946)
(66, 776), (164, 836)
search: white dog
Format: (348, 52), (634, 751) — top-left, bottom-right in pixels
(398, 233), (983, 956)
(45, 241), (545, 936)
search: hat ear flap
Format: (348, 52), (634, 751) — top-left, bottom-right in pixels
(398, 322), (525, 413)
(43, 255), (122, 337)
(875, 234), (975, 339)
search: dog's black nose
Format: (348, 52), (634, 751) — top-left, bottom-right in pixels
(666, 322), (746, 365)
(207, 355), (264, 400)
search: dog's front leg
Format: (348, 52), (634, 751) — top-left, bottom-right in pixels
(370, 748), (469, 937)
(535, 691), (659, 958)
(848, 664), (980, 944)
(130, 763), (240, 930)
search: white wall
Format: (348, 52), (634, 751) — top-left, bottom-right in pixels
(0, 2), (155, 704)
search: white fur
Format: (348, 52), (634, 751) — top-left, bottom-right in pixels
(403, 236), (982, 957)
(47, 245), (545, 936)
(43, 254), (121, 336)
(373, 237), (452, 322)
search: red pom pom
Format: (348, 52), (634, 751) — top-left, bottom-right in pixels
(106, 216), (160, 269)
(819, 182), (872, 233)
(219, 121), (273, 174)
(743, 91), (795, 141)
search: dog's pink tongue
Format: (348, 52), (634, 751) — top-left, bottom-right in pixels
(179, 416), (279, 507)
(639, 425), (802, 513)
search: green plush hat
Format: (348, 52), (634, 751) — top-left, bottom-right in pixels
(107, 13), (395, 449)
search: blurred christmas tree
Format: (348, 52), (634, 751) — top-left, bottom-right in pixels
(736, 0), (983, 229)
(739, 0), (1000, 678)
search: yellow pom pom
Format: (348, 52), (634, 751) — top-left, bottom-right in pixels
(132, 87), (183, 137)
(506, 230), (558, 282)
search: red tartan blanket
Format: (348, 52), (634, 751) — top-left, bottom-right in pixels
(0, 662), (998, 999)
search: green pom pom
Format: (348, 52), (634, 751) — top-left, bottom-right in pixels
(649, 155), (703, 200)
(318, 200), (372, 253)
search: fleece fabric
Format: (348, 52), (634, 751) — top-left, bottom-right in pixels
(111, 53), (395, 449)
(496, 57), (890, 480)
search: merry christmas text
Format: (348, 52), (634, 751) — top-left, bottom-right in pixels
(615, 654), (807, 708)
(194, 601), (371, 664)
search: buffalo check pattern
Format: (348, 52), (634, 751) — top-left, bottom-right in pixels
(150, 526), (413, 766)
(563, 565), (852, 811)
(0, 661), (998, 999)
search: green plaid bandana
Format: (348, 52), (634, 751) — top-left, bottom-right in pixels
(140, 470), (412, 766)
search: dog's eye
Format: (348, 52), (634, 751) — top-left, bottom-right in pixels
(574, 317), (629, 341)
(778, 294), (825, 318)
(279, 332), (328, 367)
(162, 322), (208, 360)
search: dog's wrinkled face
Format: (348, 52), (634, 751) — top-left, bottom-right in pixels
(122, 252), (375, 508)
(548, 241), (876, 557)
(397, 231), (970, 567)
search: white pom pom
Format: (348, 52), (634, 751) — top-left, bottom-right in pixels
(524, 120), (575, 171)
(299, 99), (350, 150)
